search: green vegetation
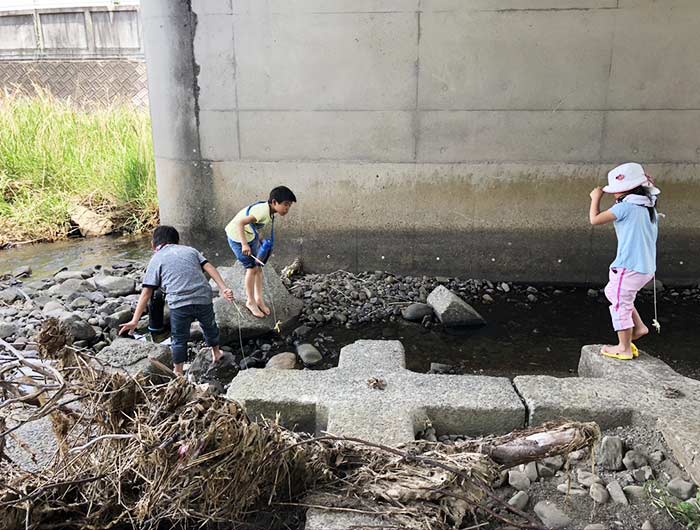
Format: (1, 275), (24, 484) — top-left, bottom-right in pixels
(647, 481), (700, 529)
(0, 89), (158, 247)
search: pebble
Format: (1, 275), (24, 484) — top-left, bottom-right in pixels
(622, 485), (646, 501)
(599, 435), (625, 471)
(667, 478), (696, 500)
(623, 449), (648, 470)
(556, 483), (587, 495)
(508, 470), (531, 491)
(534, 500), (571, 529)
(577, 469), (603, 487)
(508, 491), (528, 511)
(641, 521), (654, 530)
(584, 525), (607, 530)
(590, 482), (610, 504)
(482, 294), (494, 304)
(606, 480), (629, 505)
(296, 343), (322, 366)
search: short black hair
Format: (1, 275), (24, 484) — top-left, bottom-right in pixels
(152, 225), (180, 247)
(269, 186), (297, 204)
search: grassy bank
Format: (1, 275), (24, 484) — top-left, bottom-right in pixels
(0, 90), (158, 247)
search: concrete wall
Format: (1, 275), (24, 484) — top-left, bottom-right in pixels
(142, 0), (700, 284)
(0, 4), (147, 106)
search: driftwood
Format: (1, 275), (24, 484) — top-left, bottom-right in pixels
(0, 319), (600, 530)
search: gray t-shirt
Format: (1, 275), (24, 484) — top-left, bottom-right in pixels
(142, 244), (213, 309)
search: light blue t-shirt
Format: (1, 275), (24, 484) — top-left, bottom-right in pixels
(609, 201), (658, 275)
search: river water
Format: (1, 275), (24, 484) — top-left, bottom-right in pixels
(2, 236), (698, 380)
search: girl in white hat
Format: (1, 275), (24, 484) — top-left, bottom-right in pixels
(589, 162), (661, 360)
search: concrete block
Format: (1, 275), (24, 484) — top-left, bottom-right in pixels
(423, 0), (616, 8)
(234, 12), (417, 109)
(155, 158), (210, 230)
(199, 110), (239, 160)
(602, 111), (700, 163)
(233, 0), (417, 13)
(418, 9), (613, 110)
(192, 0), (233, 15)
(194, 14), (236, 111)
(607, 7), (700, 109)
(239, 111), (415, 161)
(418, 111), (603, 162)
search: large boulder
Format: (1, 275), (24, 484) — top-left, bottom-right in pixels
(96, 337), (171, 377)
(212, 264), (303, 342)
(69, 204), (113, 237)
(48, 278), (95, 299)
(426, 285), (485, 327)
(93, 275), (136, 297)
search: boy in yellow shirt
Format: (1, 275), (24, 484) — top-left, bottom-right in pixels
(225, 186), (296, 318)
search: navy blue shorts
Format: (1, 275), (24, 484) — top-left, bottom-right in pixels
(228, 237), (260, 269)
(169, 303), (220, 365)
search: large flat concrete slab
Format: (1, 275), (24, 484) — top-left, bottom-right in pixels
(227, 340), (526, 445)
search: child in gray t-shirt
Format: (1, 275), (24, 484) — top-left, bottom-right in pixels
(119, 225), (234, 376)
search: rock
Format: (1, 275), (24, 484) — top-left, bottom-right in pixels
(297, 343), (322, 366)
(266, 352), (299, 370)
(48, 279), (94, 298)
(93, 275), (136, 297)
(587, 288), (598, 298)
(427, 285), (485, 327)
(583, 525), (607, 530)
(508, 470), (530, 491)
(577, 470), (603, 488)
(481, 293), (494, 304)
(213, 265), (303, 341)
(667, 478), (696, 500)
(632, 466), (654, 482)
(105, 309), (134, 329)
(429, 362), (453, 374)
(500, 282), (510, 293)
(188, 349), (238, 388)
(623, 449), (648, 470)
(649, 450), (665, 464)
(590, 483), (610, 504)
(527, 294), (537, 303)
(239, 356), (265, 370)
(534, 501), (571, 529)
(401, 303), (433, 322)
(42, 300), (65, 315)
(95, 337), (171, 377)
(556, 483), (586, 495)
(520, 461), (538, 482)
(12, 266), (31, 278)
(568, 449), (587, 461)
(293, 325), (311, 339)
(0, 287), (21, 304)
(54, 270), (89, 281)
(68, 204), (113, 237)
(63, 315), (97, 342)
(599, 435), (625, 471)
(641, 520), (654, 530)
(70, 297), (92, 309)
(508, 491), (528, 511)
(623, 485), (646, 501)
(0, 322), (17, 339)
(606, 480), (629, 505)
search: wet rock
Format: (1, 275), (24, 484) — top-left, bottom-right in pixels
(95, 337), (171, 377)
(508, 470), (530, 491)
(429, 362), (454, 374)
(622, 485), (646, 501)
(427, 286), (485, 327)
(293, 325), (311, 339)
(401, 303), (433, 322)
(189, 349), (238, 389)
(534, 500), (571, 529)
(0, 322), (17, 339)
(93, 275), (136, 297)
(239, 356), (265, 370)
(590, 483), (610, 504)
(297, 343), (322, 366)
(266, 352), (299, 370)
(482, 293), (494, 304)
(599, 435), (624, 471)
(606, 480), (629, 505)
(623, 449), (648, 470)
(508, 491), (528, 511)
(667, 478), (696, 500)
(63, 315), (97, 342)
(500, 282), (510, 293)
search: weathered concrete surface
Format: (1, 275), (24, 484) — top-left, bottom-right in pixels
(211, 264), (303, 341)
(144, 1), (700, 282)
(514, 345), (700, 485)
(226, 340), (525, 444)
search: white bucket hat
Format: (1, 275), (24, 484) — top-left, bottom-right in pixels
(603, 162), (660, 195)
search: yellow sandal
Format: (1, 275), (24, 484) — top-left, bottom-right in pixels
(601, 346), (634, 361)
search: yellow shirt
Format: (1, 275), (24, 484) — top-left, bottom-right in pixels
(225, 202), (272, 243)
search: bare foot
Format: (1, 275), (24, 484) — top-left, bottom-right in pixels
(632, 324), (649, 341)
(256, 299), (271, 316)
(245, 300), (265, 318)
(211, 352), (223, 363)
(602, 344), (634, 360)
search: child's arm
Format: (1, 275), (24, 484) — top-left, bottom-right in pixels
(119, 286), (154, 336)
(236, 214), (258, 256)
(589, 187), (617, 226)
(203, 262), (234, 302)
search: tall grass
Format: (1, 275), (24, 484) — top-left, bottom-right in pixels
(0, 89), (158, 247)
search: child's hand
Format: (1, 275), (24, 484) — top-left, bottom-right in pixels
(119, 320), (138, 336)
(242, 243), (251, 256)
(222, 288), (234, 303)
(590, 187), (604, 201)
